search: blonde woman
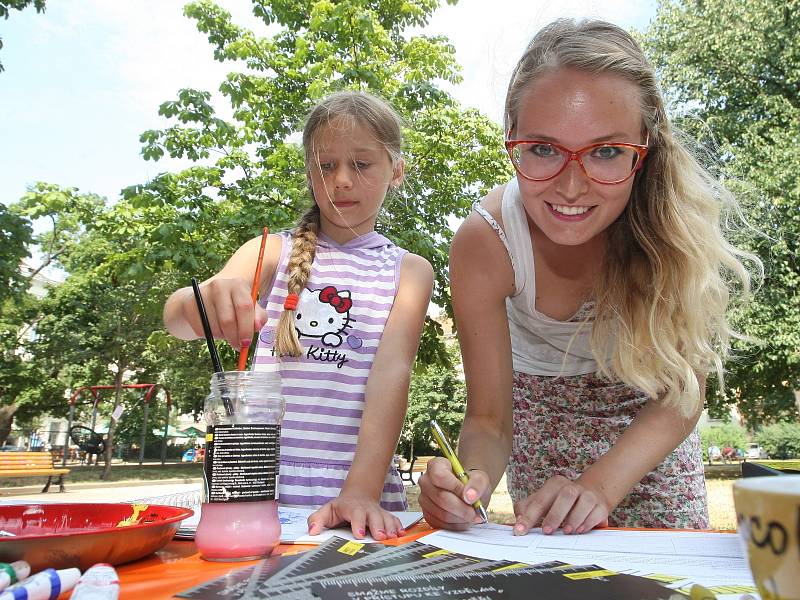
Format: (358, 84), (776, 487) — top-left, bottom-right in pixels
(419, 19), (759, 534)
(165, 91), (433, 540)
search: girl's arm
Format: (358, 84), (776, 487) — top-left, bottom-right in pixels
(514, 384), (705, 535)
(162, 234), (282, 350)
(418, 188), (517, 530)
(307, 252), (434, 540)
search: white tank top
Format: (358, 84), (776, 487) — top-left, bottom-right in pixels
(476, 178), (599, 377)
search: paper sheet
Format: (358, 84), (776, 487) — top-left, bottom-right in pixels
(176, 504), (422, 544)
(419, 526), (759, 600)
(277, 506), (423, 544)
(132, 489), (422, 545)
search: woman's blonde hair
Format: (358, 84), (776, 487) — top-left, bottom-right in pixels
(274, 90), (404, 357)
(505, 19), (761, 416)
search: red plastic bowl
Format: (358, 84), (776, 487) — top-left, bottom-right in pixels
(0, 503), (193, 572)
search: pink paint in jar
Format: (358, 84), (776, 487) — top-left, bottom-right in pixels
(195, 371), (285, 561)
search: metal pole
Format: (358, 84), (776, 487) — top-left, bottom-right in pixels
(62, 404), (75, 468)
(161, 401), (169, 465)
(160, 390), (169, 465)
(139, 402), (149, 466)
(90, 401), (98, 432)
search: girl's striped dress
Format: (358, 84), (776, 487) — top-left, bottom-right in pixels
(252, 230), (408, 510)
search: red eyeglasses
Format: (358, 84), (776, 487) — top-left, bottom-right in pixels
(505, 134), (649, 185)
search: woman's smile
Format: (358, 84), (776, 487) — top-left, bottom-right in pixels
(546, 202), (595, 219)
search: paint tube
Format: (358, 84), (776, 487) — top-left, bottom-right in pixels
(69, 564), (119, 600)
(0, 567), (80, 600)
(0, 562), (30, 592)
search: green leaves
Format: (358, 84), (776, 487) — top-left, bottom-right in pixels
(139, 0), (509, 362)
(0, 204), (32, 303)
(401, 343), (466, 458)
(646, 0), (800, 423)
(699, 423), (748, 460)
(755, 422), (800, 459)
(5, 0), (514, 441)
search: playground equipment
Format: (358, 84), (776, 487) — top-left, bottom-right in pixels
(68, 425), (106, 465)
(61, 384), (172, 468)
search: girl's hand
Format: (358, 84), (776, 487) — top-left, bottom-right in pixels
(182, 277), (268, 351)
(418, 457), (489, 530)
(513, 474), (609, 536)
(307, 494), (404, 541)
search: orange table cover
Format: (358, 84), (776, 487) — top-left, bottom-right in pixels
(57, 524), (731, 598)
(92, 523), (433, 599)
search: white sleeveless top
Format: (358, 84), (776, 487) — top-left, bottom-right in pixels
(477, 178), (599, 377)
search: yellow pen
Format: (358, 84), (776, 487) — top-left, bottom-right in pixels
(430, 419), (489, 524)
(689, 584), (717, 600)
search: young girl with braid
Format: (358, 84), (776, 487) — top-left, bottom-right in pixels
(164, 91), (434, 541)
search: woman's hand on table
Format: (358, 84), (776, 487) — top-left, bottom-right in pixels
(513, 474), (609, 536)
(418, 457), (489, 530)
(307, 494), (404, 541)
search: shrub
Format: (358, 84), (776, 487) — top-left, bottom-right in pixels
(700, 422), (748, 459)
(755, 422), (800, 459)
(398, 361), (466, 460)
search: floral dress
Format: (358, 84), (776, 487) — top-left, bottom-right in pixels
(507, 353), (709, 528)
(473, 196), (709, 528)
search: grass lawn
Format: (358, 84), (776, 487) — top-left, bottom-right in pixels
(706, 478), (736, 530)
(1, 461), (203, 488)
(10, 459), (792, 532)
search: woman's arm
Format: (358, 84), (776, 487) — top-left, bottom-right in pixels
(514, 382), (705, 535)
(418, 188), (517, 530)
(307, 252), (434, 540)
(162, 234), (282, 350)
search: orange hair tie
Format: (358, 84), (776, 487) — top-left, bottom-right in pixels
(283, 293), (299, 311)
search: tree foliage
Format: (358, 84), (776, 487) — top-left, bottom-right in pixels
(136, 0), (511, 363)
(755, 422), (800, 459)
(399, 344), (466, 460)
(645, 0), (800, 423)
(699, 423), (749, 460)
(0, 183), (90, 444)
(7, 185), (168, 476)
(0, 204), (32, 302)
(4, 1), (512, 450)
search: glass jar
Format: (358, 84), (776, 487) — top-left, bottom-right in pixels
(195, 371), (284, 561)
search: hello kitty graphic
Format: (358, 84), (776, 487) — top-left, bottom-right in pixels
(294, 285), (354, 348)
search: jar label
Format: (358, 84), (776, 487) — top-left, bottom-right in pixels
(203, 424), (280, 502)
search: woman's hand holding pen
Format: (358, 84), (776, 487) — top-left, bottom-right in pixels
(180, 278), (267, 351)
(512, 474), (610, 536)
(418, 458), (490, 530)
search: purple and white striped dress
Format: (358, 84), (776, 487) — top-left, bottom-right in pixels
(252, 230), (408, 511)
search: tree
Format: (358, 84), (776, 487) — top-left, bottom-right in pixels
(0, 0), (46, 72)
(3, 181), (239, 451)
(0, 205), (36, 444)
(0, 186), (78, 446)
(12, 185), (167, 477)
(699, 423), (748, 461)
(755, 422), (800, 459)
(644, 0), (800, 424)
(136, 0), (512, 365)
(0, 204), (32, 303)
(400, 345), (466, 460)
(5, 1), (513, 445)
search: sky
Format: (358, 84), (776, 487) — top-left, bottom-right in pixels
(0, 0), (657, 204)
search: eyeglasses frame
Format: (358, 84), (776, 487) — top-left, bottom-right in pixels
(504, 133), (650, 185)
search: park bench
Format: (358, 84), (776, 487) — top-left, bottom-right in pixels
(396, 455), (436, 484)
(0, 451), (70, 492)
